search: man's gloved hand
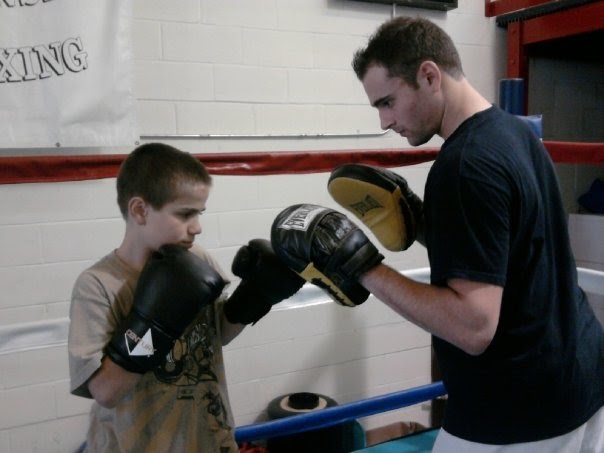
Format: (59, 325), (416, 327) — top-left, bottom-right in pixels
(328, 164), (424, 250)
(271, 204), (384, 307)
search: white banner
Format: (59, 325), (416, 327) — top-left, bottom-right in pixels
(0, 0), (138, 148)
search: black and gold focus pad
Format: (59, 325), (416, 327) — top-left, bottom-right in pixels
(328, 164), (423, 251)
(271, 204), (383, 307)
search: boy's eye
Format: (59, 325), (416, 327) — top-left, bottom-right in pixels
(178, 210), (201, 219)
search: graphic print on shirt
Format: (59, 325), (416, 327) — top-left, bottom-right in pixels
(153, 305), (231, 429)
(155, 306), (217, 385)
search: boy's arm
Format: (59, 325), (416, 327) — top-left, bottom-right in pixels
(105, 245), (225, 372)
(87, 356), (142, 408)
(69, 283), (139, 407)
(220, 312), (246, 345)
(78, 247), (225, 407)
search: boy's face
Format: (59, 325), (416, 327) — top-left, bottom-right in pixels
(143, 182), (210, 250)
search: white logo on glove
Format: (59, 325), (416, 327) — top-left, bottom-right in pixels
(125, 328), (155, 356)
(279, 204), (326, 231)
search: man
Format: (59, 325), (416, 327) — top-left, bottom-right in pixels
(271, 17), (604, 451)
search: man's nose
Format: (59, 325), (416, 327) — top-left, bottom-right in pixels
(379, 110), (393, 131)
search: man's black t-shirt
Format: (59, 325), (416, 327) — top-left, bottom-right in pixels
(425, 106), (604, 444)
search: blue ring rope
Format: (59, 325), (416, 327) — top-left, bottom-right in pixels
(76, 382), (446, 451)
(235, 381), (446, 443)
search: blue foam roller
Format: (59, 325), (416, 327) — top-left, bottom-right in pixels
(499, 78), (525, 115)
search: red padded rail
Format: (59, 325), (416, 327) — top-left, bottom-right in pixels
(0, 148), (439, 185)
(0, 142), (602, 185)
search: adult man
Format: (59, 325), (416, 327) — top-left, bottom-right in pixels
(271, 17), (604, 451)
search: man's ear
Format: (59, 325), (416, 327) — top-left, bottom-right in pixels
(128, 197), (148, 225)
(417, 60), (441, 92)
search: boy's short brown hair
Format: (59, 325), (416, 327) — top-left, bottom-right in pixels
(116, 143), (212, 219)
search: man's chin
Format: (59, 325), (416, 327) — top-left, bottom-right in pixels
(406, 134), (432, 147)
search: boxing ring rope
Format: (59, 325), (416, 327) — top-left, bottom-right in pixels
(234, 382), (447, 443)
(70, 382), (445, 453)
(0, 141), (602, 184)
(0, 148), (439, 184)
(0, 267), (602, 354)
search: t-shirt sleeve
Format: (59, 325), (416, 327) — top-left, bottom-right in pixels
(429, 170), (511, 288)
(68, 270), (117, 398)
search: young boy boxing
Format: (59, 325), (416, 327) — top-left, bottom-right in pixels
(69, 143), (302, 452)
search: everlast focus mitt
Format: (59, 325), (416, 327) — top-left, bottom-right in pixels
(328, 164), (424, 251)
(271, 204), (383, 307)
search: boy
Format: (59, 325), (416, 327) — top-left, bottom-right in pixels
(69, 143), (302, 452)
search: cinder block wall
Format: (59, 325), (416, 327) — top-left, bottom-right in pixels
(0, 1), (506, 451)
(528, 51), (604, 328)
(528, 57), (604, 214)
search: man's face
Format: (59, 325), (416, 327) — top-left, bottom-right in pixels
(143, 182), (210, 251)
(362, 64), (439, 147)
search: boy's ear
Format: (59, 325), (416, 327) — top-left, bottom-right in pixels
(128, 197), (148, 225)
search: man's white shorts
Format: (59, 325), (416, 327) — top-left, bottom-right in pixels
(433, 404), (604, 452)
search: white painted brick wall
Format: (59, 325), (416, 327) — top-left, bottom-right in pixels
(0, 0), (506, 450)
(135, 61), (215, 100)
(177, 102), (256, 135)
(0, 226), (42, 267)
(569, 214), (604, 327)
(215, 66), (289, 103)
(163, 24), (244, 64)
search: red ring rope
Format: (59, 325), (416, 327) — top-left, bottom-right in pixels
(0, 141), (601, 185)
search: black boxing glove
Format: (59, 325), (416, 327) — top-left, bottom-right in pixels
(271, 204), (384, 307)
(106, 244), (225, 374)
(328, 164), (424, 250)
(223, 239), (305, 325)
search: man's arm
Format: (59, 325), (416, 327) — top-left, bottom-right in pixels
(360, 264), (502, 355)
(271, 203), (501, 356)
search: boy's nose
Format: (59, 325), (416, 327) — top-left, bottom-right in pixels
(189, 218), (202, 235)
